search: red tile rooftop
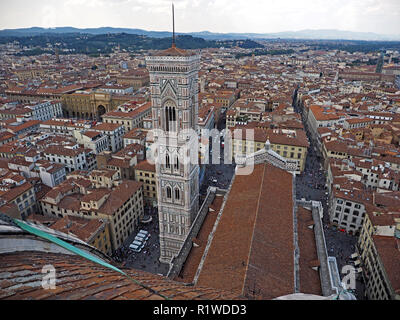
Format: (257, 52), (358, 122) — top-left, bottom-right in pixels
(51, 216), (105, 243)
(0, 252), (243, 300)
(372, 235), (400, 296)
(134, 160), (156, 173)
(175, 195), (224, 284)
(93, 123), (124, 132)
(309, 105), (341, 121)
(154, 45), (197, 57)
(297, 207), (323, 296)
(197, 163), (295, 300)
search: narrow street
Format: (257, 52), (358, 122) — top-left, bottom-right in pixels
(294, 98), (365, 299)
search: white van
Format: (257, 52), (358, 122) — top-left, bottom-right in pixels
(132, 240), (143, 247)
(136, 234), (149, 241)
(139, 231), (149, 237)
(130, 244), (144, 253)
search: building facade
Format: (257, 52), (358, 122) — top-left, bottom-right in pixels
(146, 45), (201, 263)
(357, 212), (400, 300)
(134, 160), (157, 206)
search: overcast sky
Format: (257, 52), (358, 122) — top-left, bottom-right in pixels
(0, 0), (399, 35)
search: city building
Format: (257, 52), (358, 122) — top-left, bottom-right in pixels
(39, 178), (144, 252)
(134, 160), (157, 206)
(230, 126), (309, 173)
(357, 211), (400, 300)
(91, 123), (125, 153)
(73, 130), (109, 155)
(43, 145), (88, 173)
(102, 101), (151, 132)
(0, 171), (37, 219)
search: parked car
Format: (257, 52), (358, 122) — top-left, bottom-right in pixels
(136, 234), (149, 242)
(132, 240), (143, 247)
(129, 243), (144, 253)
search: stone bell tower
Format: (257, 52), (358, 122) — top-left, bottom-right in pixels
(145, 5), (201, 263)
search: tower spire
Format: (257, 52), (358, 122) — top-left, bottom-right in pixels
(172, 3), (176, 48)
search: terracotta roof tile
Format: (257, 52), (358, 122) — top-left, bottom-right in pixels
(197, 163), (295, 299)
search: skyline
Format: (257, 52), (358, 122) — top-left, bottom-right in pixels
(0, 0), (399, 36)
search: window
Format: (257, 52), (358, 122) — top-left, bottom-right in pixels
(166, 187), (172, 199)
(175, 188), (180, 201)
(166, 154), (171, 169)
(164, 101), (177, 132)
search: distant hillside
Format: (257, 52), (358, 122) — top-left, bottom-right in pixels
(0, 33), (264, 56)
(0, 27), (399, 41)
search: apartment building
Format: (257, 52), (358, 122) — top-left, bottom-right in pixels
(102, 101), (151, 132)
(116, 69), (150, 90)
(29, 214), (113, 257)
(0, 132), (16, 146)
(40, 179), (144, 252)
(4, 120), (41, 137)
(307, 105), (346, 140)
(357, 211), (400, 300)
(89, 169), (120, 189)
(8, 157), (67, 188)
(92, 123), (125, 153)
(344, 118), (374, 130)
(96, 144), (139, 180)
(329, 189), (369, 235)
(18, 101), (63, 121)
(73, 130), (109, 155)
(98, 85), (134, 95)
(134, 160), (157, 206)
(0, 171), (36, 219)
(198, 105), (215, 135)
(43, 145), (88, 173)
(123, 128), (147, 148)
(231, 126), (309, 173)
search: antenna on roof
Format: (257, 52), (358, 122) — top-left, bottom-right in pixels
(172, 3), (176, 48)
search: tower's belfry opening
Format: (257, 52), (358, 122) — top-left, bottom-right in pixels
(145, 6), (201, 264)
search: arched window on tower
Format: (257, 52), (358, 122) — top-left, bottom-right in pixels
(164, 101), (177, 132)
(166, 187), (172, 199)
(166, 154), (171, 169)
(175, 188), (180, 201)
(174, 156), (179, 170)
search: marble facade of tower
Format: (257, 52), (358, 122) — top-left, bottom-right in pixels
(146, 44), (201, 263)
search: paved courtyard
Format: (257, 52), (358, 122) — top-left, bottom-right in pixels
(119, 207), (170, 276)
